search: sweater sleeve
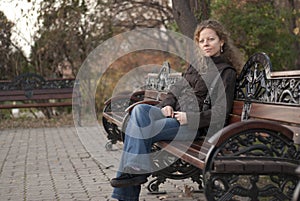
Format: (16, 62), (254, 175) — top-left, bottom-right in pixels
(186, 68), (236, 130)
(156, 75), (186, 109)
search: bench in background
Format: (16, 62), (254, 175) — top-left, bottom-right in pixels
(0, 73), (81, 125)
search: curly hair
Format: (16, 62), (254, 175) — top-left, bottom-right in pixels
(194, 19), (244, 74)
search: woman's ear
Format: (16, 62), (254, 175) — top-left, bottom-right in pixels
(220, 40), (225, 47)
(220, 40), (225, 53)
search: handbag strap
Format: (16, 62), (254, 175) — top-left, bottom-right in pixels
(202, 66), (234, 111)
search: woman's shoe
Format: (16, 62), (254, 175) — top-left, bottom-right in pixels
(110, 167), (150, 188)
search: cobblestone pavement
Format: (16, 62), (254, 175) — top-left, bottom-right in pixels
(0, 126), (206, 201)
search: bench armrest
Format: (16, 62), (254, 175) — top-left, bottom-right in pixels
(209, 119), (294, 146)
(125, 100), (160, 113)
(205, 119), (299, 177)
(104, 90), (145, 105)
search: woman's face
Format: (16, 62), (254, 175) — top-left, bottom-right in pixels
(198, 28), (224, 57)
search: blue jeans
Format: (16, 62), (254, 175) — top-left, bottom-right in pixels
(112, 104), (198, 201)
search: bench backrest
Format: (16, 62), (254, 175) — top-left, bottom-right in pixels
(234, 53), (300, 144)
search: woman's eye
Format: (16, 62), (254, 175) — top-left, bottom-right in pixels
(199, 37), (215, 44)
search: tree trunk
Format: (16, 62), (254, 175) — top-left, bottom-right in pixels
(200, 0), (210, 20)
(172, 0), (198, 38)
(288, 0), (300, 69)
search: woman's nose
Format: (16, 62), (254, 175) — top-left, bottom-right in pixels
(203, 40), (209, 46)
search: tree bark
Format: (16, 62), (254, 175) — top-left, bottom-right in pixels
(288, 0), (300, 69)
(200, 0), (210, 20)
(172, 0), (198, 38)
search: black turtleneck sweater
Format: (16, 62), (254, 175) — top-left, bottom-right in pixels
(157, 56), (237, 131)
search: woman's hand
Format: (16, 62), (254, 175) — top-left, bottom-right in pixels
(174, 112), (188, 125)
(161, 106), (174, 117)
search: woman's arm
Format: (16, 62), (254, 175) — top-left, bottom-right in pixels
(186, 68), (237, 130)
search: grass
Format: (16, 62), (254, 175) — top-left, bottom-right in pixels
(0, 113), (75, 129)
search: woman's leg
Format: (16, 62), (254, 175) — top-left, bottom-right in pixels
(120, 104), (180, 171)
(112, 173), (141, 201)
(112, 104), (176, 200)
(112, 104), (197, 200)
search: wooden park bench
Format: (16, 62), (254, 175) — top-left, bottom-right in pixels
(102, 52), (300, 200)
(0, 73), (81, 124)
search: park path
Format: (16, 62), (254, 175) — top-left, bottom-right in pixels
(0, 126), (205, 201)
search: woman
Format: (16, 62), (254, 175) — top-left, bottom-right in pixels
(111, 19), (243, 201)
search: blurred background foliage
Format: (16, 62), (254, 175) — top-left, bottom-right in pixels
(212, 0), (300, 71)
(0, 0), (299, 116)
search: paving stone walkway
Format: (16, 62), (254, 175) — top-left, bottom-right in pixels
(0, 126), (206, 201)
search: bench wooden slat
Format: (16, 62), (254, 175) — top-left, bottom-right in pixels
(173, 141), (201, 156)
(214, 158), (299, 174)
(125, 100), (160, 113)
(0, 93), (73, 101)
(231, 100), (244, 115)
(144, 90), (168, 101)
(228, 115), (241, 124)
(103, 90), (145, 105)
(0, 102), (74, 109)
(249, 103), (300, 125)
(155, 141), (205, 169)
(155, 140), (212, 169)
(159, 92), (168, 100)
(144, 90), (160, 100)
(227, 101), (243, 124)
(102, 112), (125, 128)
(0, 88), (74, 96)
(270, 70), (300, 77)
(0, 88), (78, 106)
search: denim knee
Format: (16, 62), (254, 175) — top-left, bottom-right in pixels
(131, 104), (149, 115)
